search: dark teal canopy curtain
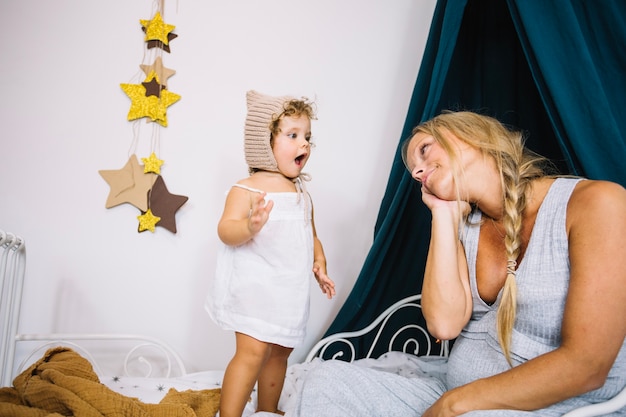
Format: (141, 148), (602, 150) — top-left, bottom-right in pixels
(508, 0), (626, 183)
(323, 0), (626, 358)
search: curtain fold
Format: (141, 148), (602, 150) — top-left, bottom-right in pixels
(507, 0), (626, 184)
(323, 0), (626, 358)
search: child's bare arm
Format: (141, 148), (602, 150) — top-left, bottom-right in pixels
(217, 188), (273, 246)
(311, 205), (335, 299)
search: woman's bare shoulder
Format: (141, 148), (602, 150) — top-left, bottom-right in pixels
(567, 179), (626, 226)
(570, 179), (626, 204)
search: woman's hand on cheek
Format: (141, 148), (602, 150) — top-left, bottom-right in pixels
(421, 185), (446, 209)
(421, 185), (471, 222)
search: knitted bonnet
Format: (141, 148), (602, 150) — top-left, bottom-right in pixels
(244, 90), (295, 173)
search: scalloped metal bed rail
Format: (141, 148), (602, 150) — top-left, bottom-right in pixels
(13, 333), (187, 378)
(305, 294), (449, 363)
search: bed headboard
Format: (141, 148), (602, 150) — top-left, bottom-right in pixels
(305, 294), (449, 363)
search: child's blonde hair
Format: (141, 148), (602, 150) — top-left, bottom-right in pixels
(268, 98), (316, 144)
(244, 90), (316, 174)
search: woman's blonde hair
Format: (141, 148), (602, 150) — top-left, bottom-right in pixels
(407, 111), (549, 365)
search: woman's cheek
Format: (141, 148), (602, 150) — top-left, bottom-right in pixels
(433, 176), (457, 201)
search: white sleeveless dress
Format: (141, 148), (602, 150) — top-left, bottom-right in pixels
(205, 184), (314, 348)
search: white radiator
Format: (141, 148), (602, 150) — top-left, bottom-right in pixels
(0, 230), (26, 387)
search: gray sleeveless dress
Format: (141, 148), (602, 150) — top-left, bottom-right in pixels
(295, 178), (626, 416)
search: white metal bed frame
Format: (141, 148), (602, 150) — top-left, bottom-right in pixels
(0, 230), (26, 387)
(12, 333), (187, 378)
(305, 294), (449, 363)
(1, 228), (624, 415)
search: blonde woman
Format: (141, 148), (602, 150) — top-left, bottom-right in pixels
(295, 111), (626, 416)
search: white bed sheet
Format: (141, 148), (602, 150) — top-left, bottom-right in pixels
(101, 352), (448, 417)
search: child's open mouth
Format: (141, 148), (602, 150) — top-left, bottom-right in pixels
(295, 154), (307, 166)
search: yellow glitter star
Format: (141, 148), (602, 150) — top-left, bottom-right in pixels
(120, 75), (180, 127)
(137, 209), (161, 233)
(140, 12), (175, 45)
(142, 152), (164, 174)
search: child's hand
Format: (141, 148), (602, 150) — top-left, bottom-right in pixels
(313, 262), (336, 299)
(248, 192), (274, 235)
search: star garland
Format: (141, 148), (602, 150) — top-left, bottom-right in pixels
(100, 4), (188, 234)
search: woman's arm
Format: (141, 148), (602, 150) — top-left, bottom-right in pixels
(423, 180), (626, 416)
(421, 187), (473, 340)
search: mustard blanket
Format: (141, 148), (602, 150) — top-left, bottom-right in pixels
(0, 347), (220, 417)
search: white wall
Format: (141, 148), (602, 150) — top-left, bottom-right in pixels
(0, 0), (436, 372)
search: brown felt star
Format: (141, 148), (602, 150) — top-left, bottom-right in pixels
(149, 175), (188, 233)
(142, 77), (162, 98)
(145, 32), (178, 53)
(99, 154), (157, 211)
(140, 57), (175, 88)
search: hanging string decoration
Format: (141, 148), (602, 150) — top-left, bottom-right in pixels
(99, 3), (188, 234)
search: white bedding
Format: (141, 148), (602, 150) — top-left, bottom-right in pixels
(101, 362), (310, 416)
(101, 352), (448, 417)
